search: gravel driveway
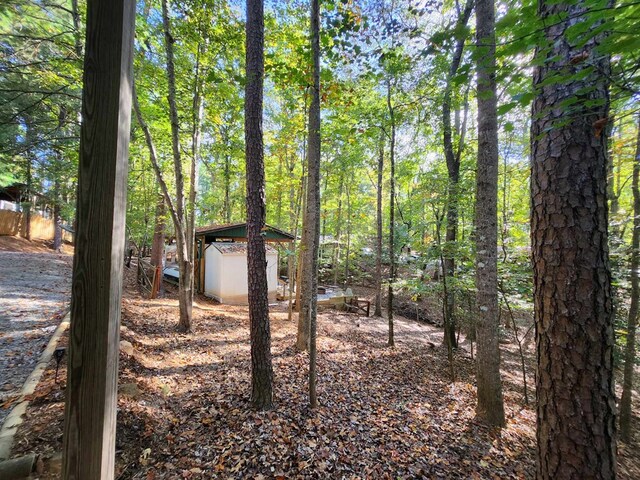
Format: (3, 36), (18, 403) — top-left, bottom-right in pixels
(0, 250), (72, 425)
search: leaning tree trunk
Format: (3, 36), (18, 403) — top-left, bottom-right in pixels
(161, 0), (192, 332)
(620, 114), (640, 443)
(474, 0), (505, 427)
(375, 134), (384, 317)
(133, 80), (189, 330)
(245, 0), (273, 410)
(531, 1), (616, 477)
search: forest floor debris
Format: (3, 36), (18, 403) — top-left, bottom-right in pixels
(7, 267), (640, 479)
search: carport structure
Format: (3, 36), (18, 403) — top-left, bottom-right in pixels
(193, 222), (294, 295)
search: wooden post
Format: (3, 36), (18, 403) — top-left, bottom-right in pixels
(62, 1), (135, 479)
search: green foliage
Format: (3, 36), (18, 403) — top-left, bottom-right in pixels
(0, 0), (636, 377)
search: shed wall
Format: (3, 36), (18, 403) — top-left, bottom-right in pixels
(203, 243), (278, 304)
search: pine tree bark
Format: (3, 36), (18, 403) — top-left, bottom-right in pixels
(531, 1), (616, 476)
(245, 0), (273, 410)
(474, 0), (505, 427)
(619, 113), (640, 443)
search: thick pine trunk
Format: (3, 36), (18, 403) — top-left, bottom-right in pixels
(531, 1), (616, 477)
(619, 114), (640, 443)
(245, 0), (273, 410)
(474, 0), (505, 427)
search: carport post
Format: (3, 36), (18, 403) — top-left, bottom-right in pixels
(62, 1), (135, 478)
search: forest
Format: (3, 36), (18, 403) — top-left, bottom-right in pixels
(0, 0), (639, 478)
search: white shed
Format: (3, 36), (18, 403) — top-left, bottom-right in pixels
(203, 242), (279, 305)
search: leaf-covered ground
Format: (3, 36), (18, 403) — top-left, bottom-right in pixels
(9, 269), (640, 479)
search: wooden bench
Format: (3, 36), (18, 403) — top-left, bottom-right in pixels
(345, 297), (370, 317)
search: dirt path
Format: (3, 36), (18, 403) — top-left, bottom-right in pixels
(0, 249), (72, 425)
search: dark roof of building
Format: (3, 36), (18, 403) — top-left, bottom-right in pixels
(196, 222), (294, 243)
(211, 242), (278, 255)
(0, 183), (49, 203)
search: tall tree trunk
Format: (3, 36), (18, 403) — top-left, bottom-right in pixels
(442, 0), (473, 349)
(187, 42), (204, 298)
(161, 0), (192, 332)
(245, 0), (273, 410)
(287, 157), (305, 323)
(333, 174), (344, 285)
(375, 134), (384, 317)
(22, 116), (34, 241)
(70, 0), (83, 58)
(276, 154), (283, 226)
(151, 195), (166, 267)
(223, 126), (232, 223)
(295, 173), (308, 321)
(620, 113), (640, 443)
(387, 80), (396, 347)
(133, 83), (190, 323)
(344, 182), (351, 284)
(474, 0), (505, 427)
(53, 178), (62, 251)
(306, 0), (321, 408)
(295, 91), (310, 322)
(531, 1), (616, 476)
